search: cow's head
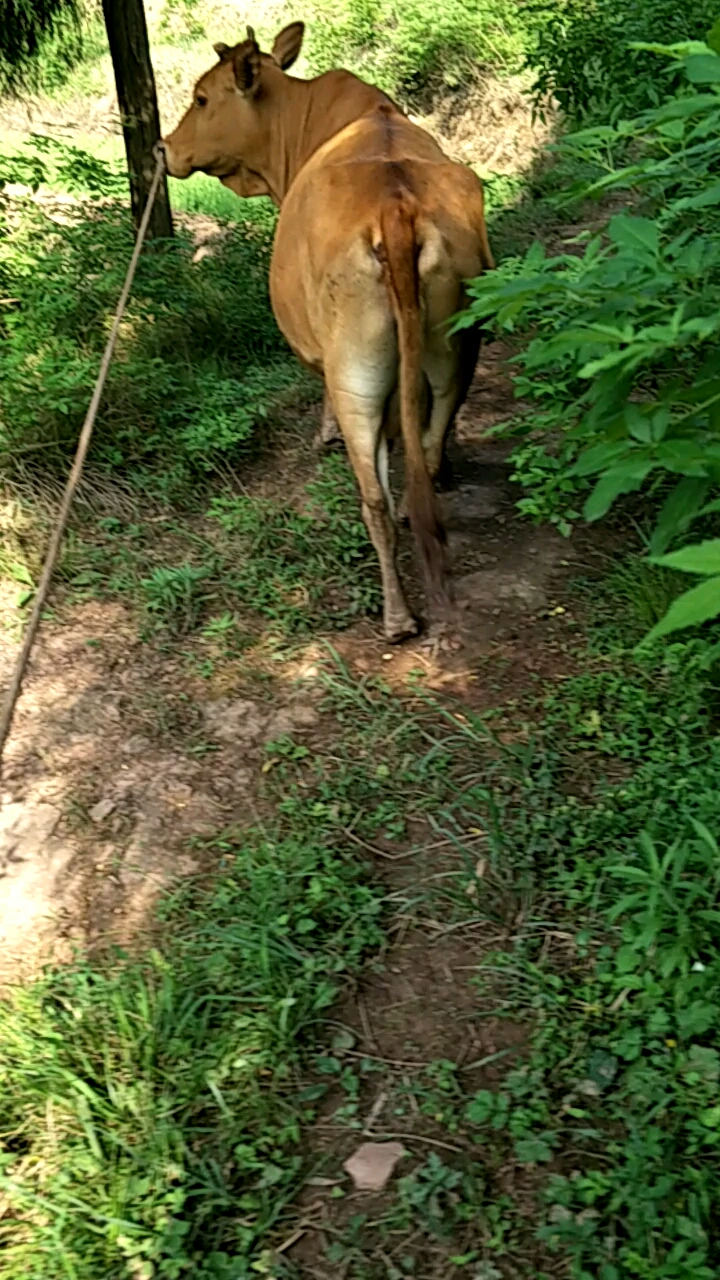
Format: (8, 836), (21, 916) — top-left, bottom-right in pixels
(162, 21), (305, 187)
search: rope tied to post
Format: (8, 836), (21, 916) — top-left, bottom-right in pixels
(0, 150), (166, 771)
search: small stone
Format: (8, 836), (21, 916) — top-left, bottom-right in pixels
(288, 702), (320, 728)
(343, 1141), (406, 1192)
(122, 735), (150, 755)
(89, 798), (116, 823)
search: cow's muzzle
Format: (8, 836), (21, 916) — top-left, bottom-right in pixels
(159, 138), (193, 179)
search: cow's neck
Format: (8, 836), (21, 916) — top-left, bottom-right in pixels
(237, 69), (393, 206)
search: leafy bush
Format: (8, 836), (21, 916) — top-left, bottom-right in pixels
(0, 0), (83, 93)
(456, 39), (720, 636)
(0, 175), (296, 493)
(304, 0), (527, 106)
(526, 0), (719, 118)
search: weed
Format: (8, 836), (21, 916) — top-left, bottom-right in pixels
(207, 454), (382, 635)
(54, 456), (381, 640)
(140, 562), (214, 635)
(305, 0), (528, 108)
(574, 554), (686, 647)
(0, 186), (290, 493)
(457, 39), (720, 637)
(0, 828), (385, 1278)
(527, 0), (719, 119)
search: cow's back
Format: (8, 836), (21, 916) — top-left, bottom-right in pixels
(269, 105), (490, 367)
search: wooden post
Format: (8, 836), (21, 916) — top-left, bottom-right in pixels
(101, 0), (173, 240)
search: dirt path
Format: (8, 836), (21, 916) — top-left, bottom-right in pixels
(0, 326), (605, 1277)
(0, 340), (582, 979)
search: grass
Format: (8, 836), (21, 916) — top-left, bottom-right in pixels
(0, 130), (256, 220)
(4, 600), (720, 1276)
(285, 626), (720, 1277)
(46, 452), (381, 645)
(0, 825), (386, 1279)
(303, 0), (528, 107)
(4, 6), (720, 1276)
(168, 173), (250, 219)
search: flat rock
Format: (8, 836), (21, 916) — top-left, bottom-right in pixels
(204, 698), (267, 744)
(343, 1141), (407, 1192)
(456, 569), (547, 613)
(265, 702), (320, 739)
(440, 484), (503, 523)
(0, 801), (73, 977)
(89, 798), (116, 823)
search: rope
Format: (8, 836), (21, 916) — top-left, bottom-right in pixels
(0, 152), (166, 771)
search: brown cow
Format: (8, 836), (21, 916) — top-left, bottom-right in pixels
(163, 21), (494, 641)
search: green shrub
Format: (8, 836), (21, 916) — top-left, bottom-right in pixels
(0, 179), (295, 493)
(526, 0), (719, 118)
(304, 0), (527, 106)
(0, 0), (83, 93)
(458, 639), (720, 1277)
(456, 39), (720, 638)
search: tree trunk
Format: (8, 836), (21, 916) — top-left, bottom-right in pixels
(101, 0), (173, 240)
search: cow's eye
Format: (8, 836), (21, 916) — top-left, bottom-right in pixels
(195, 94), (208, 108)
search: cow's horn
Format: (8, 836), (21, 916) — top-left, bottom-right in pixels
(246, 25), (256, 42)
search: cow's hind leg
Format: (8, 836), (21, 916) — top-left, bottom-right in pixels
(421, 326), (480, 481)
(330, 385), (418, 643)
(313, 390), (345, 452)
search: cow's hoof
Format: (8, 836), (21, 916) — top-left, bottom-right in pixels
(419, 619), (463, 655)
(312, 429), (345, 453)
(385, 616), (420, 644)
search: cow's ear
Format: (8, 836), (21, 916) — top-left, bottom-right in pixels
(271, 21), (304, 70)
(213, 42), (230, 59)
(232, 35), (261, 94)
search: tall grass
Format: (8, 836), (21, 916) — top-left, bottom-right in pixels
(0, 828), (384, 1278)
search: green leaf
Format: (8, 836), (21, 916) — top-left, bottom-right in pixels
(514, 1136), (553, 1163)
(683, 1045), (720, 1084)
(607, 214), (659, 256)
(583, 463), (655, 521)
(684, 53), (720, 84)
(573, 441), (633, 478)
(699, 1105), (720, 1127)
(671, 180), (720, 212)
(689, 816), (719, 856)
(649, 477), (712, 556)
(678, 1002), (718, 1037)
(642, 575), (720, 643)
(708, 19), (720, 56)
(295, 1083), (328, 1102)
(652, 539), (720, 575)
(465, 1090), (495, 1125)
(587, 1050), (618, 1089)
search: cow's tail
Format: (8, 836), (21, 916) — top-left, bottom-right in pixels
(378, 202), (449, 612)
